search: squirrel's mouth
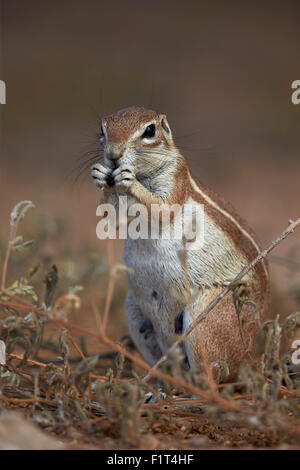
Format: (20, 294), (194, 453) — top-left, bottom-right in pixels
(105, 173), (115, 187)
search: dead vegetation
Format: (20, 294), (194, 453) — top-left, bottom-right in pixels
(0, 200), (300, 450)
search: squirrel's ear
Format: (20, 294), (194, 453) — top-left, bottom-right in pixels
(160, 115), (172, 137)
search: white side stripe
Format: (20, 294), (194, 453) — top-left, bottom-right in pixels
(188, 173), (269, 278)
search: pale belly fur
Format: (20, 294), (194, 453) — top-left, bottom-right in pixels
(123, 204), (249, 345)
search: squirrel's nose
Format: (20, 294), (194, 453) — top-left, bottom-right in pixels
(106, 151), (122, 161)
(105, 143), (124, 161)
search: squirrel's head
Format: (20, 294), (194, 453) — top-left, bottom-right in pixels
(100, 107), (177, 177)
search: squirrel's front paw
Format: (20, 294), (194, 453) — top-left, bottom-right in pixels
(91, 163), (113, 189)
(112, 164), (136, 192)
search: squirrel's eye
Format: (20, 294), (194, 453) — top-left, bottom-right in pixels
(142, 124), (156, 139)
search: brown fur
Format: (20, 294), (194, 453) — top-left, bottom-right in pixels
(188, 284), (264, 381)
(103, 107), (158, 144)
(170, 158), (270, 379)
(95, 106), (270, 381)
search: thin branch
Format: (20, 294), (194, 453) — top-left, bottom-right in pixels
(91, 300), (105, 335)
(1, 220), (19, 291)
(1, 201), (34, 291)
(142, 217), (300, 383)
(8, 353), (124, 383)
(66, 332), (85, 360)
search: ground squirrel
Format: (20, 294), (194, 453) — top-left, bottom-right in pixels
(91, 106), (270, 382)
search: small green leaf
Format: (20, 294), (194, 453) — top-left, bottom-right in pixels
(69, 285), (84, 295)
(13, 240), (34, 252)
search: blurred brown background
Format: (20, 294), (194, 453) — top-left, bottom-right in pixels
(0, 0), (300, 348)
